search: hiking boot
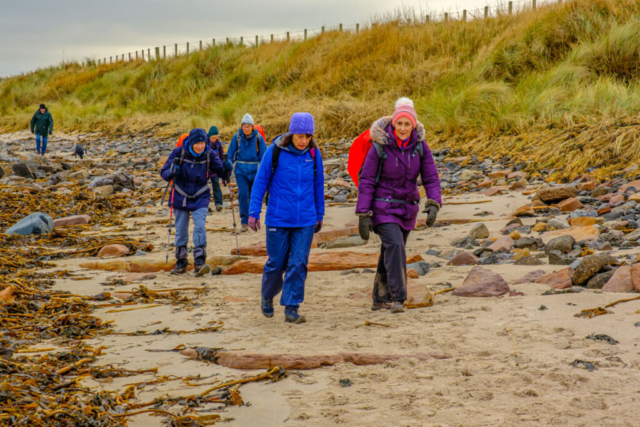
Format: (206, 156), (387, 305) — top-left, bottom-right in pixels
(211, 267), (223, 275)
(371, 302), (391, 311)
(284, 307), (306, 324)
(171, 259), (188, 275)
(193, 260), (210, 277)
(391, 302), (406, 313)
(215, 205), (223, 212)
(261, 297), (274, 318)
(241, 223), (249, 232)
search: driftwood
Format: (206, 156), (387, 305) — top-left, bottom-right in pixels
(213, 352), (451, 370)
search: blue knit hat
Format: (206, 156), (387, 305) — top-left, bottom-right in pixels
(207, 126), (219, 137)
(188, 128), (208, 143)
(289, 112), (315, 135)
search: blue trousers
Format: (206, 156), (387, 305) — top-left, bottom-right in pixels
(210, 176), (223, 206)
(262, 225), (315, 309)
(174, 208), (208, 260)
(236, 173), (255, 225)
(36, 134), (48, 154)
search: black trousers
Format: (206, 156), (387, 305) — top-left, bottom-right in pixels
(372, 223), (410, 303)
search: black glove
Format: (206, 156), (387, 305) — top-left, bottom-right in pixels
(49, 132), (52, 136)
(168, 163), (181, 180)
(422, 200), (440, 227)
(358, 215), (373, 240)
(219, 171), (230, 186)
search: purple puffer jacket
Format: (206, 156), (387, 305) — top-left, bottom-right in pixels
(355, 116), (442, 230)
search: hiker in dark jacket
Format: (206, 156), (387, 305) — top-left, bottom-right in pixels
(356, 98), (442, 314)
(207, 126), (233, 211)
(30, 104), (54, 156)
(161, 128), (229, 276)
(248, 112), (324, 324)
(227, 114), (267, 231)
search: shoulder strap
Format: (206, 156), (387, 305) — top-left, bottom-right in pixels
(413, 141), (424, 158)
(373, 142), (387, 184)
(310, 148), (317, 179)
(268, 145), (282, 187)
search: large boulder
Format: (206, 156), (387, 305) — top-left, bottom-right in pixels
(53, 214), (91, 227)
(572, 254), (618, 286)
(602, 267), (634, 293)
(537, 186), (578, 203)
(545, 236), (575, 255)
(452, 266), (510, 297)
(5, 212), (54, 236)
(12, 163), (37, 179)
(536, 267), (575, 289)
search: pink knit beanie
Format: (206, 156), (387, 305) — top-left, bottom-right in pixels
(392, 97), (417, 128)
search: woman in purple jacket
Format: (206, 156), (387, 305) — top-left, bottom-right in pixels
(356, 98), (442, 313)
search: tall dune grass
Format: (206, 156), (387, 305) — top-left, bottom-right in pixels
(3, 0), (640, 177)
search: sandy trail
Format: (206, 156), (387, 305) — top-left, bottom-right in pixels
(48, 190), (640, 426)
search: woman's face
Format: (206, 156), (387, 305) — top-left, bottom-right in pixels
(292, 134), (311, 150)
(394, 118), (414, 140)
(193, 141), (206, 154)
(209, 135), (219, 143)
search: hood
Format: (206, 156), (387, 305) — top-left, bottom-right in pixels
(274, 133), (311, 155)
(369, 116), (425, 146)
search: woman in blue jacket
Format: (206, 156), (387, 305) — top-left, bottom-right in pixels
(227, 114), (267, 231)
(161, 128), (229, 276)
(248, 112), (324, 324)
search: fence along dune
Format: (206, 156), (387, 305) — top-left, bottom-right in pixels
(2, 0), (640, 178)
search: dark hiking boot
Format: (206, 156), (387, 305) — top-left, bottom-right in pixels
(171, 259), (188, 275)
(371, 302), (391, 311)
(261, 297), (274, 318)
(391, 302), (406, 313)
(193, 259), (210, 277)
(215, 205), (223, 212)
(284, 307), (306, 324)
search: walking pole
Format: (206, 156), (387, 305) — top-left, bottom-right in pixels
(165, 187), (175, 264)
(228, 182), (240, 255)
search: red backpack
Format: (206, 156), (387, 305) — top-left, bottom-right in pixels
(347, 130), (373, 187)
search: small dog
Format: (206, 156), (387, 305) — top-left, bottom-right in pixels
(74, 144), (86, 159)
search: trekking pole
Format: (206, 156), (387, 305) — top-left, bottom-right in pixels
(227, 182), (240, 255)
(165, 187), (175, 265)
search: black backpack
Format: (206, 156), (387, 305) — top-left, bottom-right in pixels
(268, 145), (318, 186)
(370, 141), (424, 184)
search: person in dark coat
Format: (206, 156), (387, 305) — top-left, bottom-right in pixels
(248, 112), (324, 324)
(207, 126), (233, 211)
(356, 98), (442, 313)
(227, 114), (267, 231)
(30, 104), (54, 156)
(161, 128), (229, 276)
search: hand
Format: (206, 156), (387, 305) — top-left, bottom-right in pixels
(248, 216), (260, 232)
(314, 221), (323, 233)
(422, 200), (440, 227)
(219, 170), (230, 185)
(49, 132), (52, 136)
(358, 216), (373, 240)
(223, 160), (233, 171)
(169, 163), (180, 179)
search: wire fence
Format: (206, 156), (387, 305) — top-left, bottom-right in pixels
(94, 0), (567, 65)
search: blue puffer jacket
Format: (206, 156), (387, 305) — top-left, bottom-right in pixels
(249, 135), (325, 228)
(161, 138), (226, 211)
(227, 129), (267, 178)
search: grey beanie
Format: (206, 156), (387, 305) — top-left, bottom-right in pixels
(241, 113), (254, 126)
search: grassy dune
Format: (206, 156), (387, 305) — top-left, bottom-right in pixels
(2, 0), (640, 177)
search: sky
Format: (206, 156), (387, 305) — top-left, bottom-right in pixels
(0, 0), (539, 77)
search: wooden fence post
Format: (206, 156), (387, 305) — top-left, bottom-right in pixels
(445, 12), (449, 22)
(356, 23), (359, 33)
(426, 14), (430, 23)
(322, 26), (325, 34)
(175, 44), (178, 56)
(135, 52), (138, 60)
(109, 56), (112, 63)
(155, 47), (160, 60)
(484, 6), (489, 18)
(256, 35), (259, 46)
(271, 34), (274, 42)
(98, 59), (100, 65)
(304, 29), (307, 40)
(186, 42), (189, 56)
(163, 46), (166, 59)
(199, 40), (202, 51)
(212, 38), (215, 46)
(226, 37), (229, 44)
(463, 10), (467, 21)
(287, 32), (290, 41)
(532, 0), (536, 9)
(509, 1), (513, 15)
(339, 23), (343, 32)
(142, 50), (145, 60)
(128, 52), (131, 61)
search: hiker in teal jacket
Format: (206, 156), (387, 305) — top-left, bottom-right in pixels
(30, 104), (54, 155)
(226, 113), (267, 231)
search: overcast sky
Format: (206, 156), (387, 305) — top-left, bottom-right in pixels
(1, 0), (542, 77)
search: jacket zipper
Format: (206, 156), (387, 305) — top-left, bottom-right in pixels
(297, 156), (302, 227)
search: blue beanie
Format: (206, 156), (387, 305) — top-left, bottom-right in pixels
(207, 126), (219, 137)
(187, 128), (208, 157)
(289, 112), (315, 135)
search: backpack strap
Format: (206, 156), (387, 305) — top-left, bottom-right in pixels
(373, 142), (387, 184)
(310, 148), (317, 179)
(412, 141), (424, 159)
(268, 145), (282, 187)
